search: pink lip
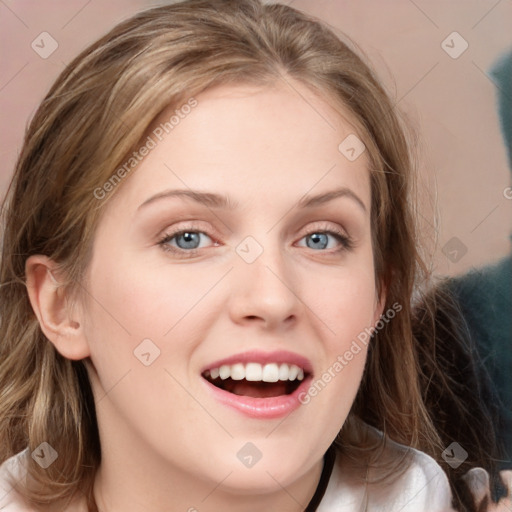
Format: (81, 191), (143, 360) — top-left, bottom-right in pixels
(200, 350), (314, 420)
(201, 350), (313, 374)
(202, 373), (312, 419)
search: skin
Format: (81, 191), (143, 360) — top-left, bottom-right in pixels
(26, 80), (384, 512)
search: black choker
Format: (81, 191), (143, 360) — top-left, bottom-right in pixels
(305, 444), (336, 511)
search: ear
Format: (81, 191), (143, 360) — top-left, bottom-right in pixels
(25, 255), (90, 360)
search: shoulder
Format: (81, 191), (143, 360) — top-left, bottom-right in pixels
(0, 449), (36, 511)
(319, 429), (455, 512)
(365, 441), (455, 511)
(0, 451), (86, 512)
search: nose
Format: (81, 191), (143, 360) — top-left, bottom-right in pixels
(228, 245), (300, 331)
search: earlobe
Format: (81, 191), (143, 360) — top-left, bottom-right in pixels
(25, 255), (90, 360)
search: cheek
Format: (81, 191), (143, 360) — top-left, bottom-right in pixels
(84, 245), (217, 340)
(81, 243), (228, 389)
(296, 257), (376, 361)
(302, 261), (378, 343)
(296, 273), (373, 453)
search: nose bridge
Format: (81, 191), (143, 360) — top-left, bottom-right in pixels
(229, 233), (300, 326)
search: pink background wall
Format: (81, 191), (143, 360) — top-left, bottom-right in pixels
(1, 0), (511, 277)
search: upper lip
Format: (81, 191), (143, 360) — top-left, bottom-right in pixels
(201, 350), (313, 375)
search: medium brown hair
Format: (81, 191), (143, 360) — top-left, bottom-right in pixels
(0, 0), (478, 509)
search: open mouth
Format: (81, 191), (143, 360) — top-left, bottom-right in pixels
(202, 362), (309, 398)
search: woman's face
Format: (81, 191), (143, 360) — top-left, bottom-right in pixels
(81, 81), (383, 500)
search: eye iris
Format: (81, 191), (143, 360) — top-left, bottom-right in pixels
(176, 232), (200, 249)
(307, 233), (328, 250)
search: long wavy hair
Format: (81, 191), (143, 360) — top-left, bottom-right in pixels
(0, 1), (500, 510)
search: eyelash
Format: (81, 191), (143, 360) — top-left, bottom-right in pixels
(157, 223), (354, 258)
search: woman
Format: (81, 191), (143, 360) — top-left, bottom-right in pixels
(0, 0), (507, 510)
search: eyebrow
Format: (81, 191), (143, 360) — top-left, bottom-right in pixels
(137, 186), (367, 213)
(138, 189), (238, 210)
(298, 187), (367, 212)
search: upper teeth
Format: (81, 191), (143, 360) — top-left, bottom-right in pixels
(206, 363), (305, 383)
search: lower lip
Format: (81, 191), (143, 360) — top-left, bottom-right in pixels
(202, 376), (312, 419)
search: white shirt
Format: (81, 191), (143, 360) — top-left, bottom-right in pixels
(318, 438), (455, 511)
(0, 439), (455, 512)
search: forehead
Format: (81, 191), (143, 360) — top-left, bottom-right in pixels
(103, 81), (371, 216)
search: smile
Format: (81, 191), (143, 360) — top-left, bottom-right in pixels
(201, 351), (313, 419)
(203, 362), (306, 398)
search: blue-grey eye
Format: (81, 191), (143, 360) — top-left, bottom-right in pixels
(306, 232), (330, 250)
(159, 229), (216, 256)
(174, 232), (202, 249)
(298, 230), (350, 251)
